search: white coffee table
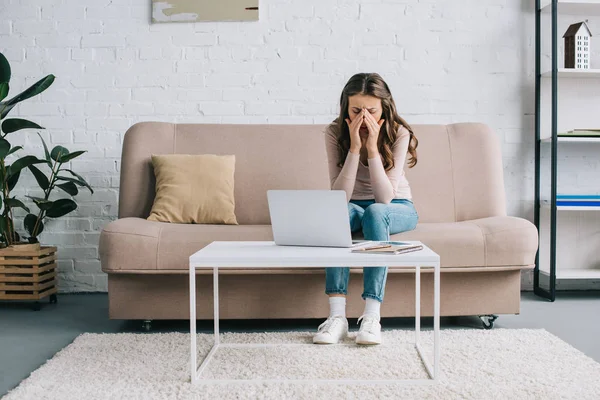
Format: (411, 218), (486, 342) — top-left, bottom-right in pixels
(189, 240), (441, 384)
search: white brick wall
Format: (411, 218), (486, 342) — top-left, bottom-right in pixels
(2, 0), (598, 292)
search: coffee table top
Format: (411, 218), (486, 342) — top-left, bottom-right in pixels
(189, 241), (439, 269)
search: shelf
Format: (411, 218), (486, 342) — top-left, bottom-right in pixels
(540, 0), (600, 15)
(542, 69), (600, 78)
(541, 136), (600, 142)
(540, 268), (600, 279)
(541, 203), (600, 210)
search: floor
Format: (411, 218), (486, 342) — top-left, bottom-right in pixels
(1, 291), (599, 397)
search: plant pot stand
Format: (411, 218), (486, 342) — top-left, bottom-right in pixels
(0, 244), (58, 311)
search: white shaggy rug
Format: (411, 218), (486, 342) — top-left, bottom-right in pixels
(4, 329), (600, 399)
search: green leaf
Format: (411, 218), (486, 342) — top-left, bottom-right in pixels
(36, 132), (51, 164)
(3, 74), (55, 109)
(25, 195), (45, 202)
(5, 197), (30, 213)
(24, 214), (38, 236)
(8, 155), (46, 176)
(25, 196), (54, 211)
(0, 102), (16, 120)
(0, 138), (10, 159)
(58, 150), (86, 163)
(63, 169), (93, 194)
(56, 175), (93, 194)
(1, 119), (43, 134)
(46, 198), (76, 218)
(0, 82), (8, 102)
(57, 181), (78, 196)
(28, 164), (49, 190)
(7, 169), (19, 191)
(8, 146), (22, 156)
(0, 53), (10, 84)
(50, 145), (69, 162)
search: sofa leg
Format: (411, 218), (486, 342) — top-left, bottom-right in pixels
(479, 315), (498, 330)
(141, 320), (153, 332)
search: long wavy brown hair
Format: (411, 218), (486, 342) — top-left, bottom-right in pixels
(334, 73), (418, 171)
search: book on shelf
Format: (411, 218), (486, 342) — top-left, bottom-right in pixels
(558, 129), (600, 137)
(351, 242), (423, 255)
(543, 195), (600, 207)
(557, 194), (600, 200)
(556, 201), (600, 207)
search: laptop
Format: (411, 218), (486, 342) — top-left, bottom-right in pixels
(267, 189), (370, 248)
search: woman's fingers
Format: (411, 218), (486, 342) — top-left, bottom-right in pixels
(365, 114), (377, 133)
(355, 115), (364, 130)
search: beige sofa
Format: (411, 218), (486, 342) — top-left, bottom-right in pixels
(99, 122), (538, 330)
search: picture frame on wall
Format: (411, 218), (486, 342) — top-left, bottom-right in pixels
(152, 0), (259, 23)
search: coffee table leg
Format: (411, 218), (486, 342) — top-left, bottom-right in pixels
(195, 267), (220, 381)
(415, 262), (441, 382)
(434, 261), (440, 381)
(190, 264), (197, 384)
(214, 266), (220, 344)
(415, 264), (420, 346)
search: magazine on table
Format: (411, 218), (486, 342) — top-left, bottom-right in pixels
(351, 241), (423, 255)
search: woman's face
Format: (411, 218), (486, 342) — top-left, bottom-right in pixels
(348, 94), (383, 140)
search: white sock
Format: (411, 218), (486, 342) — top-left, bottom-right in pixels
(364, 298), (381, 317)
(329, 297), (346, 318)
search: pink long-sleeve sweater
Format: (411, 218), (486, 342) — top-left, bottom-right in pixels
(324, 122), (413, 203)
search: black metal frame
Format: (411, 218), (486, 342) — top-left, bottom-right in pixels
(534, 0), (557, 301)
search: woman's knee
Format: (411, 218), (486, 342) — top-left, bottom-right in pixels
(348, 202), (364, 231)
(348, 202), (364, 215)
(362, 203), (388, 223)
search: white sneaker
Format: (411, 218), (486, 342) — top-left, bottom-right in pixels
(313, 316), (348, 344)
(356, 313), (382, 345)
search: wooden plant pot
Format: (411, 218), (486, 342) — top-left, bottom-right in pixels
(0, 243), (58, 311)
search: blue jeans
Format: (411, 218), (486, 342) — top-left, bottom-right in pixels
(325, 199), (419, 303)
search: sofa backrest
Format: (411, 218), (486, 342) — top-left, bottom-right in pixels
(118, 122), (331, 225)
(118, 122), (506, 224)
(404, 123), (506, 222)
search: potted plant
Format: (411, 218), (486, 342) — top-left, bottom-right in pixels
(0, 51), (93, 309)
(0, 52), (93, 249)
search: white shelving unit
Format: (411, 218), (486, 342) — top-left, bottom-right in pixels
(542, 68), (600, 78)
(541, 136), (600, 142)
(541, 0), (600, 15)
(540, 268), (600, 279)
(535, 0), (600, 298)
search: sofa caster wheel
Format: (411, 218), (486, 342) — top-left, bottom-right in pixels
(141, 320), (153, 332)
(49, 294), (58, 304)
(479, 315), (498, 330)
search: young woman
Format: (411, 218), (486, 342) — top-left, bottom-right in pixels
(314, 72), (419, 345)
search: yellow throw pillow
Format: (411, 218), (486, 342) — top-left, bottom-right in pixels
(147, 154), (238, 225)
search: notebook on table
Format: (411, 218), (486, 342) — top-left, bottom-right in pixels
(351, 241), (423, 255)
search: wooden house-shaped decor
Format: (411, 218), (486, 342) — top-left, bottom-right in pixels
(563, 21), (592, 69)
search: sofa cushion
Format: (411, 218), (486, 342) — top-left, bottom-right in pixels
(147, 154), (238, 225)
(100, 218), (273, 271)
(385, 216), (538, 268)
(100, 216), (538, 272)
